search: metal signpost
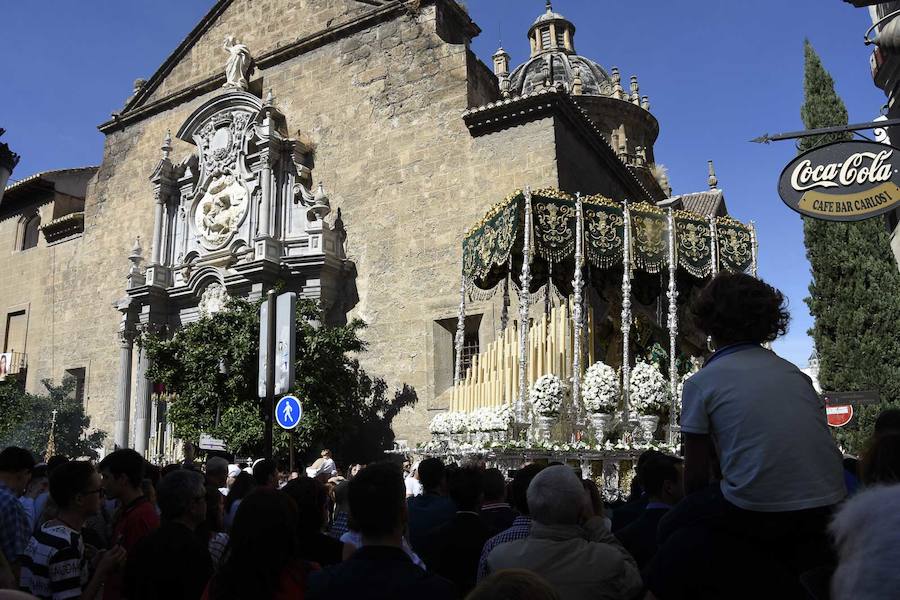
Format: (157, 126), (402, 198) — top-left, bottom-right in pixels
(259, 291), (297, 460)
(757, 118), (900, 222)
(275, 395), (303, 475)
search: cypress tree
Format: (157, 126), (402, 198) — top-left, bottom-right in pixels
(800, 40), (900, 453)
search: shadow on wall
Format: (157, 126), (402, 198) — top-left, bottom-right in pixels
(308, 383), (417, 466)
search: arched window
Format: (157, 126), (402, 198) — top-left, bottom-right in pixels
(21, 215), (40, 250)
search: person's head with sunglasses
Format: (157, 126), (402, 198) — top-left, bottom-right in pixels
(49, 460), (105, 519)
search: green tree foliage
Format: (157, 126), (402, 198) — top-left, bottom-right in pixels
(800, 41), (900, 453)
(143, 296), (416, 463)
(0, 378), (107, 459)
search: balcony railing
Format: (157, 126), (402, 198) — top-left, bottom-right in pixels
(0, 351), (27, 381)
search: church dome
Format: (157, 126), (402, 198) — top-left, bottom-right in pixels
(508, 2), (612, 98)
(509, 53), (611, 97)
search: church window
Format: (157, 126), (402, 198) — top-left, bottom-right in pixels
(4, 310), (27, 353)
(434, 314), (482, 396)
(459, 331), (480, 375)
(21, 215), (40, 250)
(541, 28), (551, 49)
(65, 367), (87, 405)
(556, 29), (565, 47)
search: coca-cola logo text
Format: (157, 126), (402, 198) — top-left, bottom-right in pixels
(790, 149), (893, 191)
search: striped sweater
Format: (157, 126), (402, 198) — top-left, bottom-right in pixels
(19, 521), (88, 600)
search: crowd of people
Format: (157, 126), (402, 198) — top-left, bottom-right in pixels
(0, 274), (896, 599)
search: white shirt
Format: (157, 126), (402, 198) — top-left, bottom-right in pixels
(681, 345), (846, 512)
(405, 476), (422, 497)
(307, 457), (337, 479)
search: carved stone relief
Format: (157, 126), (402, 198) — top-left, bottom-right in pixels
(194, 174), (249, 249)
(198, 283), (229, 317)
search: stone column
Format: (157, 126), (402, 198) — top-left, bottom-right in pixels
(258, 150), (272, 237)
(133, 342), (152, 456)
(114, 331), (134, 449)
(150, 190), (165, 265)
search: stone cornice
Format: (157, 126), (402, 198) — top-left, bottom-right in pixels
(99, 0), (479, 134)
(40, 211), (85, 244)
(463, 87), (653, 202)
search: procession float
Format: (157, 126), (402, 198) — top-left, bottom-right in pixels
(418, 187), (757, 499)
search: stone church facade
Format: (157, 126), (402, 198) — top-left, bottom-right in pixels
(2, 0), (728, 453)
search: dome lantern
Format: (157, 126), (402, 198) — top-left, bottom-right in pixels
(493, 46), (511, 77)
(528, 1), (576, 57)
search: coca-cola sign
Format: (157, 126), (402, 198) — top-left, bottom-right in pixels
(778, 140), (900, 221)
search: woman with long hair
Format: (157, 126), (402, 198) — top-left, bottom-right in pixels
(205, 489), (316, 599)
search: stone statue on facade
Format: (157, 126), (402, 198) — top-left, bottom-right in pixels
(223, 35), (253, 90)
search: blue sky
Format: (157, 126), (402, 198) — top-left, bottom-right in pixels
(2, 1), (886, 367)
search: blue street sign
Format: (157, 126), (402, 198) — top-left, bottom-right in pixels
(275, 395), (302, 430)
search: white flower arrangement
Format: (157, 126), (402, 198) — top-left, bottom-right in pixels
(429, 405), (513, 435)
(429, 412), (451, 434)
(582, 361), (620, 414)
(447, 412), (469, 433)
(421, 436), (681, 456)
(530, 374), (567, 416)
(486, 404), (513, 431)
(629, 361), (668, 416)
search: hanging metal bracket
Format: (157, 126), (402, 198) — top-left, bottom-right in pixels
(750, 118), (900, 144)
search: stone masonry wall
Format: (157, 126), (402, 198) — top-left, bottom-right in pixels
(47, 0), (564, 447)
(0, 195), (86, 400)
(144, 0), (375, 105)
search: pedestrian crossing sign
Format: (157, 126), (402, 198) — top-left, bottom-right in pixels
(275, 395), (302, 430)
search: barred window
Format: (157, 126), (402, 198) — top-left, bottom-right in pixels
(460, 331), (480, 376)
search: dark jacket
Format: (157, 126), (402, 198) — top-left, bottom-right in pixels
(307, 545), (457, 600)
(479, 504), (517, 537)
(419, 512), (490, 596)
(123, 521), (213, 600)
(611, 495), (647, 532)
(615, 507), (669, 570)
(407, 494), (455, 554)
(298, 531), (343, 567)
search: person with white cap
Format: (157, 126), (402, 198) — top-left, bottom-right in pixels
(405, 462), (423, 498)
(224, 465), (241, 495)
